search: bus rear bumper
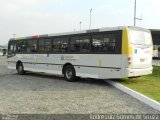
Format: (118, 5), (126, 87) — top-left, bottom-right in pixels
(127, 67), (153, 77)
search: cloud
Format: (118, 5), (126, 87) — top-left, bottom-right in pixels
(0, 0), (79, 44)
(0, 0), (160, 45)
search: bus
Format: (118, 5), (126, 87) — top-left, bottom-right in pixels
(0, 48), (7, 56)
(151, 29), (160, 59)
(0, 48), (3, 56)
(7, 26), (153, 82)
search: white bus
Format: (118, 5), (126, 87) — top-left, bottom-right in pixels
(0, 47), (7, 56)
(0, 48), (3, 56)
(7, 26), (153, 82)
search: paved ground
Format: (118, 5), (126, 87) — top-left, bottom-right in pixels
(0, 56), (159, 114)
(153, 60), (160, 66)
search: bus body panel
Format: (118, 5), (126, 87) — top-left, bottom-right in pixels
(8, 54), (122, 79)
(130, 45), (153, 69)
(125, 67), (153, 77)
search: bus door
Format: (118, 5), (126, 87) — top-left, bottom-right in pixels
(34, 39), (53, 72)
(21, 40), (36, 71)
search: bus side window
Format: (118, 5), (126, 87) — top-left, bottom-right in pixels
(61, 38), (68, 52)
(52, 37), (68, 53)
(32, 40), (37, 52)
(27, 40), (32, 53)
(17, 41), (27, 53)
(92, 34), (116, 53)
(92, 35), (103, 52)
(104, 34), (116, 52)
(53, 38), (61, 53)
(27, 40), (37, 53)
(45, 39), (52, 53)
(9, 44), (14, 54)
(70, 36), (80, 52)
(38, 39), (45, 53)
(80, 36), (90, 52)
(8, 41), (16, 54)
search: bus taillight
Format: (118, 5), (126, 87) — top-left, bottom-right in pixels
(128, 57), (132, 64)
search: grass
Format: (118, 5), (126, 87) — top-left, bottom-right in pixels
(116, 66), (160, 103)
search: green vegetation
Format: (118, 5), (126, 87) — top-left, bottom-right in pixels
(117, 66), (160, 102)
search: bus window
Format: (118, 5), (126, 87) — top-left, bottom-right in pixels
(70, 36), (80, 52)
(32, 40), (37, 52)
(9, 45), (14, 53)
(45, 39), (52, 52)
(92, 34), (116, 53)
(61, 38), (68, 52)
(70, 36), (90, 53)
(8, 41), (16, 54)
(17, 41), (27, 53)
(27, 40), (37, 53)
(52, 38), (69, 53)
(53, 38), (61, 52)
(27, 40), (32, 53)
(129, 30), (152, 45)
(38, 39), (45, 53)
(104, 34), (116, 52)
(92, 35), (103, 52)
(80, 36), (90, 52)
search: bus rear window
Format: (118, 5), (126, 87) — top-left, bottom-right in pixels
(129, 30), (152, 45)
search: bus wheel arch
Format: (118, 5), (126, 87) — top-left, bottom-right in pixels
(62, 63), (73, 74)
(62, 63), (77, 82)
(16, 61), (25, 75)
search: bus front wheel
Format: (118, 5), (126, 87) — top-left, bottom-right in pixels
(64, 65), (76, 82)
(17, 63), (25, 75)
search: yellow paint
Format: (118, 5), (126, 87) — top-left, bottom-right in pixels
(152, 46), (154, 56)
(98, 59), (103, 67)
(122, 28), (133, 55)
(36, 58), (38, 63)
(15, 37), (25, 40)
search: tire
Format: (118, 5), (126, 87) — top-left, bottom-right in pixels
(64, 65), (76, 82)
(17, 63), (25, 75)
(128, 76), (141, 79)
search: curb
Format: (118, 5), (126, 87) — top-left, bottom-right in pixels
(105, 80), (160, 112)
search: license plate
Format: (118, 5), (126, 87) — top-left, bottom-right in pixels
(140, 59), (145, 62)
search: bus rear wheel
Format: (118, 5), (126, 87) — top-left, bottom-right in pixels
(17, 63), (25, 75)
(64, 65), (76, 82)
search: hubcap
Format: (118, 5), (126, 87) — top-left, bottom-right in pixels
(18, 66), (23, 73)
(66, 69), (72, 79)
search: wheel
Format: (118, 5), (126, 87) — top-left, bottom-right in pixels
(17, 63), (25, 75)
(128, 76), (141, 79)
(64, 65), (76, 82)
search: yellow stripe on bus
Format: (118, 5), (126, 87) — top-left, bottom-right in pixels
(98, 59), (103, 67)
(122, 28), (133, 55)
(15, 37), (26, 40)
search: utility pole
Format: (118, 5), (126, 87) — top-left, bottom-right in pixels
(134, 0), (136, 26)
(80, 21), (82, 30)
(134, 0), (142, 26)
(89, 8), (93, 29)
(13, 33), (16, 38)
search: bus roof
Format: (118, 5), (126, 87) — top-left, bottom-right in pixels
(48, 26), (126, 37)
(9, 26), (149, 41)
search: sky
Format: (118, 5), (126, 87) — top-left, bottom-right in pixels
(0, 0), (160, 45)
